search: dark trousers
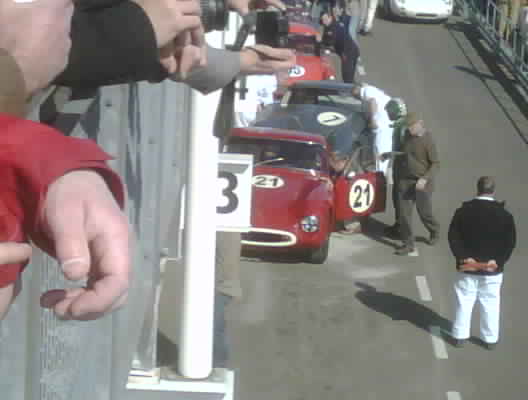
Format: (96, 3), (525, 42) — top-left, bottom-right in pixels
(397, 179), (440, 247)
(341, 37), (360, 83)
(391, 181), (402, 229)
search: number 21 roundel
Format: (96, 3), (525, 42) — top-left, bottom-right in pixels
(253, 175), (285, 189)
(349, 179), (375, 213)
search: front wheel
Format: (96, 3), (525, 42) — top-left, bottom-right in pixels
(306, 238), (330, 264)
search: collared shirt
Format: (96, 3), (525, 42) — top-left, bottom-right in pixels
(475, 196), (495, 201)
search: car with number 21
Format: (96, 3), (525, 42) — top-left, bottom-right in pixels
(226, 126), (386, 264)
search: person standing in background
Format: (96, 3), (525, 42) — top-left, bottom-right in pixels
(360, 0), (378, 35)
(393, 112), (440, 256)
(448, 176), (516, 349)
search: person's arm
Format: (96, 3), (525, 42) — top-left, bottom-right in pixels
(181, 46), (242, 94)
(366, 98), (378, 128)
(0, 113), (128, 320)
(0, 49), (27, 117)
(422, 134), (440, 180)
(181, 44), (295, 94)
(498, 213), (516, 266)
(54, 2), (169, 87)
(448, 208), (471, 266)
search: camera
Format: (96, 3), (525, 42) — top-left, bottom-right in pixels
(201, 0), (230, 32)
(255, 11), (290, 48)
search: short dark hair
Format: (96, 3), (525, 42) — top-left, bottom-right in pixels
(477, 176), (495, 195)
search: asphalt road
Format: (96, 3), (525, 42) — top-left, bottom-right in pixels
(225, 12), (528, 400)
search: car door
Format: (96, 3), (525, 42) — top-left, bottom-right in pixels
(334, 171), (387, 221)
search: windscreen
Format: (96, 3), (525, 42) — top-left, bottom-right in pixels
(227, 137), (328, 172)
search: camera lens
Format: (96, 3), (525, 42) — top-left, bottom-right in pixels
(200, 0), (229, 32)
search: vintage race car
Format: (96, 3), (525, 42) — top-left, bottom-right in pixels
(226, 127), (386, 264)
(256, 80), (376, 165)
(383, 0), (453, 21)
(280, 23), (338, 90)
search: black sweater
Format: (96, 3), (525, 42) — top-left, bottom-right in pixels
(448, 198), (516, 275)
(54, 1), (168, 87)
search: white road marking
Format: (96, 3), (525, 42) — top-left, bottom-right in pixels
(446, 392), (462, 400)
(429, 326), (448, 359)
(416, 275), (433, 302)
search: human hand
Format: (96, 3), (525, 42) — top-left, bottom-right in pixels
(368, 119), (378, 130)
(0, 243), (32, 266)
(0, 0), (73, 95)
(133, 0), (204, 49)
(240, 45), (296, 75)
(416, 178), (427, 191)
(39, 170), (130, 321)
(485, 259), (498, 271)
(228, 0), (286, 16)
(161, 28), (207, 78)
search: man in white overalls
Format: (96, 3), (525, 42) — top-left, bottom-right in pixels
(351, 83), (393, 176)
(234, 73), (278, 127)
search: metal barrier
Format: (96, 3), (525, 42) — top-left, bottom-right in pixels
(460, 0), (528, 90)
(0, 81), (192, 400)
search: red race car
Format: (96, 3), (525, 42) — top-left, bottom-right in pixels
(226, 127), (386, 263)
(278, 22), (338, 91)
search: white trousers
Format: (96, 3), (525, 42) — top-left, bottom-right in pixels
(374, 118), (393, 175)
(363, 0), (379, 32)
(452, 272), (503, 343)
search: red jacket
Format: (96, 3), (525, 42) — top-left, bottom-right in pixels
(0, 113), (124, 287)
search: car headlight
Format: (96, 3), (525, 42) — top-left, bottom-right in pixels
(329, 75), (336, 80)
(301, 216), (319, 233)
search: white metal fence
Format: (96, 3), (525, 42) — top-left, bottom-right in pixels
(460, 0), (528, 89)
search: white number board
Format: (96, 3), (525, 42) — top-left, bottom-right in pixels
(216, 153), (254, 232)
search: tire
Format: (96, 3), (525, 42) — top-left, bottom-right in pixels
(306, 238), (330, 264)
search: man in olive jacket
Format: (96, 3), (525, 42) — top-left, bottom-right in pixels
(394, 112), (440, 255)
(448, 176), (516, 349)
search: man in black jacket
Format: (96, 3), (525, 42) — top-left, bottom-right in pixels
(448, 176), (516, 349)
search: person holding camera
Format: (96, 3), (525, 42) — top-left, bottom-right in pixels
(0, 0), (130, 322)
(448, 176), (516, 349)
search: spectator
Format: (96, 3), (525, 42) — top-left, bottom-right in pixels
(498, 0), (522, 41)
(320, 9), (360, 82)
(519, 1), (528, 51)
(235, 73), (279, 127)
(0, 0), (294, 322)
(393, 112), (440, 256)
(360, 0), (378, 35)
(448, 176), (516, 349)
(343, 0), (367, 43)
(0, 0), (131, 322)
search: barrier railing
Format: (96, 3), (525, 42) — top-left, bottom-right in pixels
(0, 81), (192, 400)
(460, 0), (528, 90)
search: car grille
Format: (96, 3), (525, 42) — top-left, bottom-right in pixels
(416, 13), (439, 18)
(241, 229), (297, 247)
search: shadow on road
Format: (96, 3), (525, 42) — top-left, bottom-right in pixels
(355, 282), (454, 342)
(360, 217), (401, 249)
(445, 19), (528, 145)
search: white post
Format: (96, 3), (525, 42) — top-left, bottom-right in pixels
(179, 31), (225, 379)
